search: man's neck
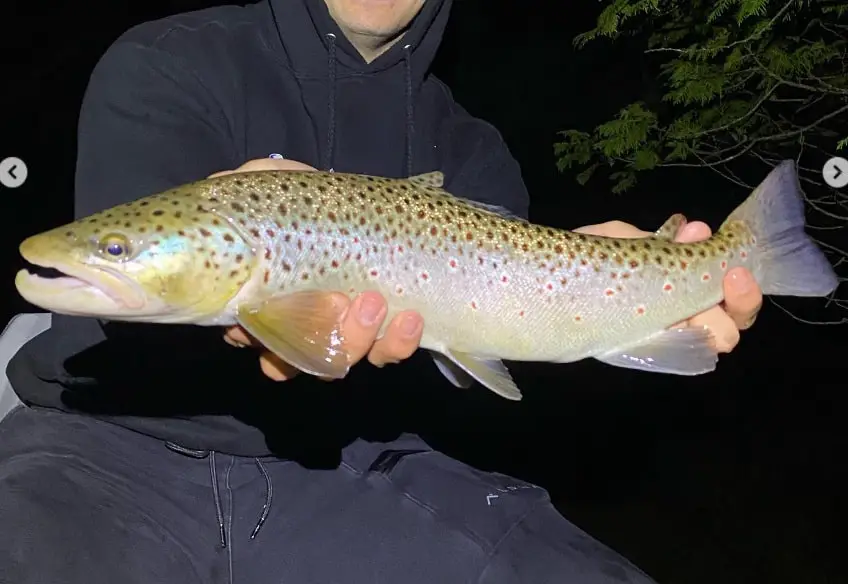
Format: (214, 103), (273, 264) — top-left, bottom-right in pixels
(341, 29), (406, 63)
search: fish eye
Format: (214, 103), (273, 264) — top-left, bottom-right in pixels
(99, 234), (131, 260)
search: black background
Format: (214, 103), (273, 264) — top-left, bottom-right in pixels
(1, 2), (845, 583)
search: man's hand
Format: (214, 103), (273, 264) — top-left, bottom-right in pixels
(215, 158), (424, 381)
(575, 219), (763, 353)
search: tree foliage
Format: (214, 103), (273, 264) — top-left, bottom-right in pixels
(556, 0), (847, 321)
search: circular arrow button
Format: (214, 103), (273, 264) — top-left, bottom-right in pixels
(0, 157), (28, 189)
(823, 156), (848, 189)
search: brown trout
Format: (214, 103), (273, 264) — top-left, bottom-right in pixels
(15, 161), (838, 399)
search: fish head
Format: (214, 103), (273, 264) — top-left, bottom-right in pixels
(15, 192), (253, 322)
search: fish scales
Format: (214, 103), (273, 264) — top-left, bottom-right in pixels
(15, 162), (839, 399)
(190, 171), (754, 361)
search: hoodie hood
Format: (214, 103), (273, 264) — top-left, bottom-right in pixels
(266, 0), (453, 175)
(271, 0), (452, 78)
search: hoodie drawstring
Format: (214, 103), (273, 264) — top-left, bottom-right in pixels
(251, 459), (273, 539)
(403, 44), (414, 177)
(209, 451), (227, 548)
(323, 34), (415, 177)
(325, 33), (338, 172)
(165, 442), (272, 549)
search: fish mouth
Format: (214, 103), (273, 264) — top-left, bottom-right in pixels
(15, 244), (147, 316)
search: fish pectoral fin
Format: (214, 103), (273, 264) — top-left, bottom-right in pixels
(438, 350), (522, 400)
(408, 171), (445, 188)
(594, 327), (718, 375)
(430, 351), (474, 389)
(236, 291), (350, 379)
(654, 213), (687, 240)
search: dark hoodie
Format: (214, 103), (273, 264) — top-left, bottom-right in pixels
(4, 2), (659, 581)
(8, 0), (530, 457)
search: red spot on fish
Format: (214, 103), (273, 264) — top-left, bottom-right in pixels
(501, 275), (509, 283)
(574, 315), (582, 322)
(519, 310), (525, 317)
(370, 269), (379, 277)
(636, 306), (645, 315)
(611, 272), (618, 279)
(470, 301), (478, 310)
(680, 261), (688, 270)
(331, 260), (339, 268)
(449, 259), (457, 269)
(546, 283), (553, 291)
(430, 226), (438, 236)
(353, 237), (360, 243)
(720, 260), (727, 270)
(740, 250), (748, 259)
(629, 260), (639, 269)
(397, 245), (404, 253)
(663, 283), (673, 292)
(420, 272), (429, 280)
(605, 288), (615, 296)
(355, 253), (362, 261)
(702, 273), (711, 281)
(266, 229), (275, 237)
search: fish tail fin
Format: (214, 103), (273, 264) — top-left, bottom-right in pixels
(719, 160), (838, 297)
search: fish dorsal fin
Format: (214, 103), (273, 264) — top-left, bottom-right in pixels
(408, 171), (445, 188)
(456, 198), (525, 221)
(655, 213), (686, 240)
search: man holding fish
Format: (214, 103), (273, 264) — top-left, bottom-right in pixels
(0, 0), (786, 582)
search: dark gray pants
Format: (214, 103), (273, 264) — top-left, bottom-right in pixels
(0, 406), (657, 584)
(0, 406), (289, 583)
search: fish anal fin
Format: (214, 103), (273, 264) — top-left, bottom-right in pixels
(437, 349), (522, 400)
(236, 291), (349, 379)
(594, 327), (718, 376)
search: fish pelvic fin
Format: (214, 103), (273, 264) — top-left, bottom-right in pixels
(719, 160), (838, 297)
(432, 350), (522, 401)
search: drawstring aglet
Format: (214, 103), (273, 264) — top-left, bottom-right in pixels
(250, 508), (268, 540)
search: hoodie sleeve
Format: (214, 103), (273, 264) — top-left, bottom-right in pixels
(74, 39), (236, 219)
(434, 97), (531, 220)
(477, 502), (658, 584)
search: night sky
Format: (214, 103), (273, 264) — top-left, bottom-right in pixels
(1, 2), (845, 583)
